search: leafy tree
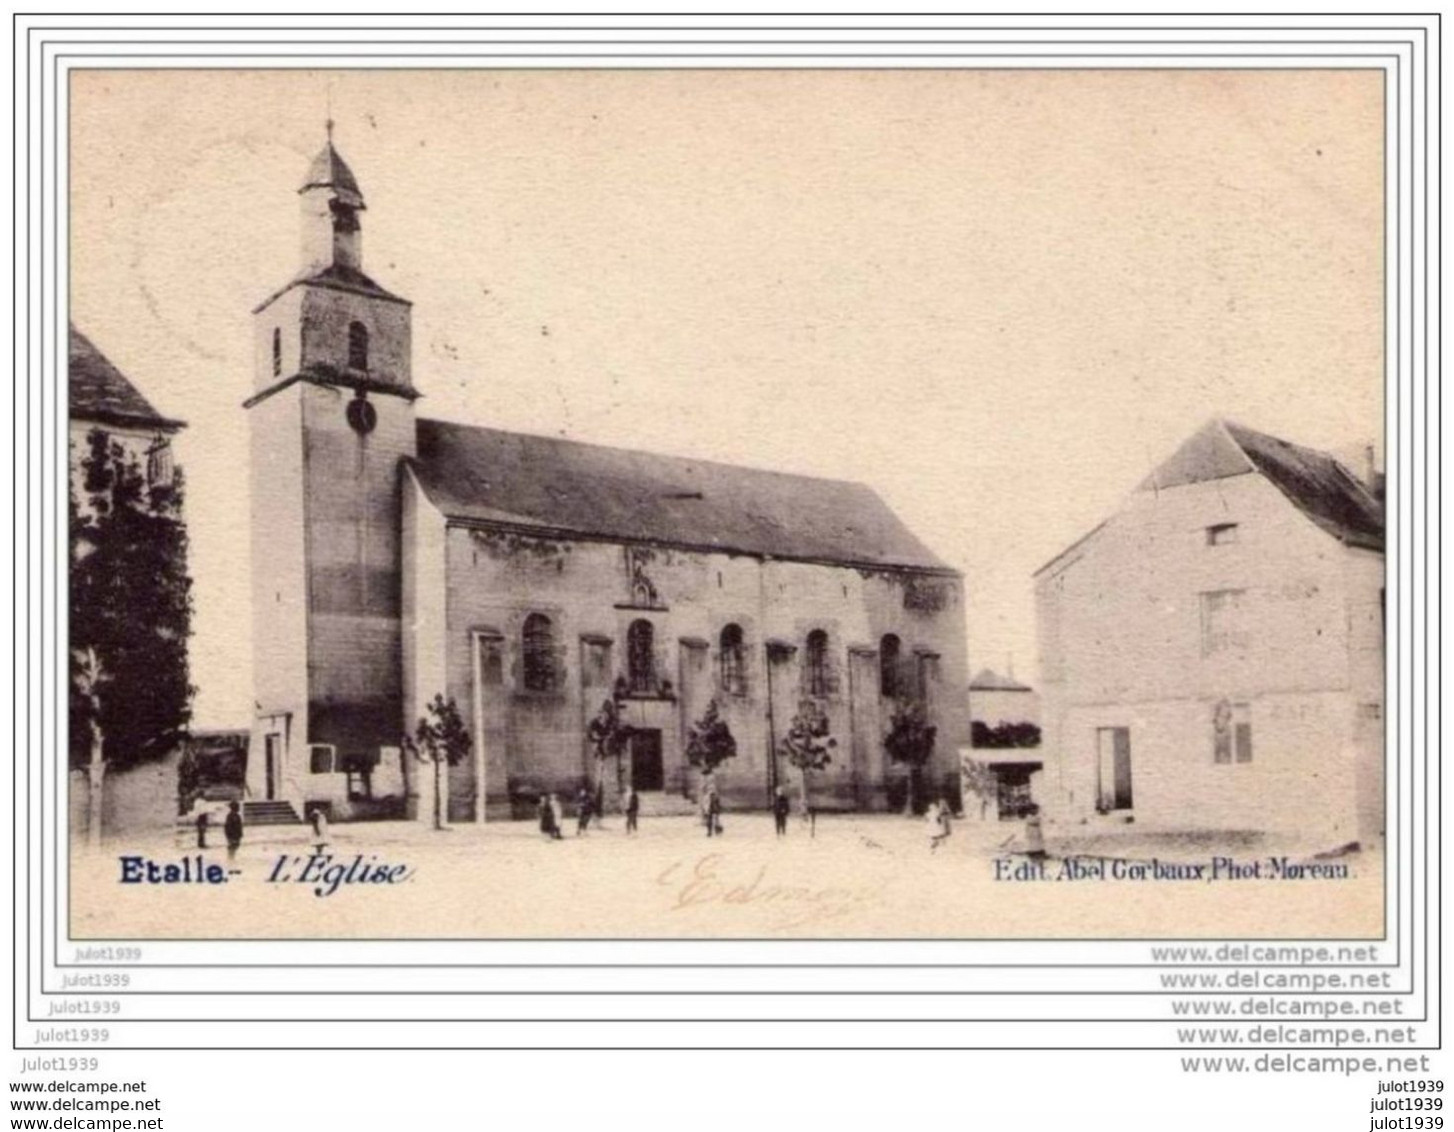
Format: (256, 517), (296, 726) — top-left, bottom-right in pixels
(684, 698), (737, 782)
(585, 695), (635, 796)
(884, 700), (938, 814)
(778, 699), (837, 813)
(960, 758), (1001, 819)
(404, 694), (472, 831)
(69, 429), (193, 773)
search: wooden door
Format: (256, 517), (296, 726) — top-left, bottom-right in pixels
(631, 730), (664, 793)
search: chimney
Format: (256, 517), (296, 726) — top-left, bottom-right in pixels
(1364, 443), (1386, 504)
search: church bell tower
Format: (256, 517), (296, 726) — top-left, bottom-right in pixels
(244, 124), (416, 819)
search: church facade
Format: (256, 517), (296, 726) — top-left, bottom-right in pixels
(245, 134), (967, 823)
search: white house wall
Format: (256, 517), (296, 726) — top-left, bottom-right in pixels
(1036, 470), (1383, 844)
(246, 384), (310, 805)
(401, 464), (448, 818)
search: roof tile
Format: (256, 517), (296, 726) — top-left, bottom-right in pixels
(68, 324), (183, 430)
(410, 418), (953, 572)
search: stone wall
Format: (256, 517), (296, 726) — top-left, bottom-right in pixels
(70, 749), (181, 844)
(436, 524), (968, 820)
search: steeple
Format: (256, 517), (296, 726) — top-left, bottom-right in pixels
(250, 126), (413, 398)
(246, 122), (418, 820)
(299, 121), (365, 272)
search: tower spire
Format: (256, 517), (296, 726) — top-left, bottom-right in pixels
(299, 123), (364, 272)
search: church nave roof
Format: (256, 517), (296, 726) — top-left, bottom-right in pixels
(409, 417), (955, 574)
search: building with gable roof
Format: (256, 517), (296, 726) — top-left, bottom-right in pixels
(69, 323), (185, 492)
(245, 132), (967, 823)
(1034, 419), (1385, 846)
(68, 324), (189, 841)
(968, 667), (1040, 731)
(961, 668), (1044, 822)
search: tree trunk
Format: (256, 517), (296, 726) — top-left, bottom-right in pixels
(86, 719), (105, 849)
(432, 757), (443, 831)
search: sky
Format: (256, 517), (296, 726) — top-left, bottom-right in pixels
(68, 68), (1385, 728)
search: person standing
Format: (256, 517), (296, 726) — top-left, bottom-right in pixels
(194, 809), (209, 850)
(701, 781), (718, 838)
(798, 793), (817, 838)
(624, 785), (639, 835)
(773, 786), (790, 837)
(576, 784), (593, 836)
(538, 794), (555, 840)
(549, 793), (565, 841)
(223, 801), (243, 862)
(309, 806), (330, 851)
(928, 798), (952, 852)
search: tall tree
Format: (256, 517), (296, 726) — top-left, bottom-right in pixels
(585, 695), (635, 797)
(778, 699), (837, 814)
(884, 700), (938, 814)
(684, 698), (737, 783)
(69, 429), (194, 773)
(405, 694), (472, 831)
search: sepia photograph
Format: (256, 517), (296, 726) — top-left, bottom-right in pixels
(66, 67), (1386, 940)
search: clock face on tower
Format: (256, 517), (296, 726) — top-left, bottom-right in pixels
(346, 395), (378, 436)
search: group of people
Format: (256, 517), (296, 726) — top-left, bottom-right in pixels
(528, 781), (974, 852)
(538, 784), (642, 839)
(193, 800), (246, 860)
(196, 800), (331, 856)
(196, 787), (993, 858)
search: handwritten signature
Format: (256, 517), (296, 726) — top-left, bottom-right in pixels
(656, 854), (885, 929)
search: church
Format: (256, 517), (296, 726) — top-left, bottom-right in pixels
(245, 131), (968, 824)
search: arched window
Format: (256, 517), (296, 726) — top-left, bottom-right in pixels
(348, 320), (369, 371)
(879, 633), (902, 698)
(805, 629), (830, 698)
(720, 624), (746, 695)
(521, 613), (557, 692)
(271, 327), (282, 377)
(628, 619), (655, 694)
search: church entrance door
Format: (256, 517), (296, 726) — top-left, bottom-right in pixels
(630, 730), (664, 792)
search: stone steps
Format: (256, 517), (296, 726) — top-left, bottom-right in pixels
(241, 800), (303, 825)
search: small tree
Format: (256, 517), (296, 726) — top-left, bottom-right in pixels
(960, 757), (1000, 821)
(884, 700), (937, 815)
(585, 696), (635, 797)
(404, 694), (471, 831)
(778, 699), (837, 814)
(685, 698), (737, 786)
